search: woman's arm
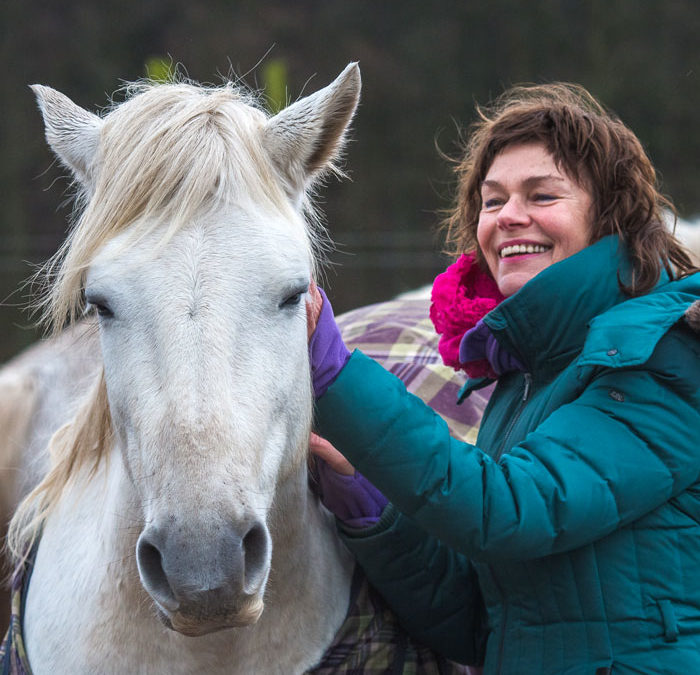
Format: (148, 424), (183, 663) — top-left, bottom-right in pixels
(315, 331), (700, 561)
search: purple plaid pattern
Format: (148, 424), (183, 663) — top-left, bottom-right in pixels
(1, 561), (32, 675)
(337, 297), (492, 443)
(309, 569), (473, 674)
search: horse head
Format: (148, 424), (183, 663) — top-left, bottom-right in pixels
(28, 64), (360, 637)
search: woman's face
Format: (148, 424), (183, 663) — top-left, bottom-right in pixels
(476, 143), (594, 297)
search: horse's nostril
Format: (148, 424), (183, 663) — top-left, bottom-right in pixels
(136, 535), (179, 612)
(242, 521), (270, 594)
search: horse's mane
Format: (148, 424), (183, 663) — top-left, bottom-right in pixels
(42, 78), (320, 334)
(8, 79), (323, 562)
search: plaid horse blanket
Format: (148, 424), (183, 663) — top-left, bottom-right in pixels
(1, 550), (32, 675)
(2, 297), (488, 674)
(310, 567), (462, 674)
(337, 296), (491, 443)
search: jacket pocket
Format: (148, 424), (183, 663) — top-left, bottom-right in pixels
(656, 599), (679, 642)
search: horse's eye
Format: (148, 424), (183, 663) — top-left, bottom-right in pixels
(94, 303), (114, 318)
(94, 304), (114, 319)
(280, 292), (303, 308)
(86, 296), (114, 318)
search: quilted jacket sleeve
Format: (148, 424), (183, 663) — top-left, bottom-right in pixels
(315, 331), (700, 562)
(338, 503), (487, 665)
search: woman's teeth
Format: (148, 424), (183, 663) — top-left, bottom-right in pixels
(499, 243), (550, 258)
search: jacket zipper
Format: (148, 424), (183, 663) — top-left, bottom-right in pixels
(494, 373), (532, 462)
(493, 372), (532, 675)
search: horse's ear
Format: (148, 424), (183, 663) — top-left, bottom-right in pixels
(263, 62), (360, 197)
(31, 85), (103, 188)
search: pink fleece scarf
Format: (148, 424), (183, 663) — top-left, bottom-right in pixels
(430, 252), (505, 379)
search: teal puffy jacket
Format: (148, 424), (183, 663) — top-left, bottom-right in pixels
(315, 236), (700, 675)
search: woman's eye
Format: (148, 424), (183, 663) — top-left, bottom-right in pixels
(482, 197), (503, 210)
(533, 193), (556, 202)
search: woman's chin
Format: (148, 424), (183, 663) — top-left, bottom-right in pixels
(497, 271), (537, 297)
(496, 257), (551, 297)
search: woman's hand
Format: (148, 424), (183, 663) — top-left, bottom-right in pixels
(304, 284), (351, 398)
(309, 432), (388, 527)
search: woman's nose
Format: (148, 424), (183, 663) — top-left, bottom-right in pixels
(497, 196), (530, 228)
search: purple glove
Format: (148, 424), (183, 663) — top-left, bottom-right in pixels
(459, 318), (524, 376)
(309, 288), (351, 398)
(315, 457), (389, 528)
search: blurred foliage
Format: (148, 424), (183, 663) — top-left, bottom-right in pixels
(145, 56), (175, 82)
(1, 0), (699, 361)
(262, 58), (288, 112)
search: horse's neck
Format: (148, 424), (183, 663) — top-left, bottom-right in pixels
(24, 446), (354, 674)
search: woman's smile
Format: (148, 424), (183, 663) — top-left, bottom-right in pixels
(498, 239), (552, 259)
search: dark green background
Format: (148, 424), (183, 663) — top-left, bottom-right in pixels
(2, 0), (699, 361)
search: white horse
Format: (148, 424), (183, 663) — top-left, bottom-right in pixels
(2, 64), (472, 674)
(676, 217), (700, 265)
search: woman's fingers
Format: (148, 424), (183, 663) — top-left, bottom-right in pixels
(309, 431), (355, 475)
(306, 280), (324, 339)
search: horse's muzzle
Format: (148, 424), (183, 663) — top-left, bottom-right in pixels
(136, 516), (271, 634)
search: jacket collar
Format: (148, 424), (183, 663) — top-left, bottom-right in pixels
(579, 271), (700, 368)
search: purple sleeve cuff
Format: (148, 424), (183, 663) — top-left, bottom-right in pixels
(316, 458), (389, 528)
(309, 288), (351, 398)
(459, 318), (524, 376)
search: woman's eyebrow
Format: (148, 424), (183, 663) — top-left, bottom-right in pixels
(481, 175), (567, 191)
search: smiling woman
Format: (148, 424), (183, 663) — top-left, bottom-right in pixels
(306, 83), (700, 675)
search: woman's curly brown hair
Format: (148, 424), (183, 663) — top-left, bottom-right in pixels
(443, 83), (698, 295)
